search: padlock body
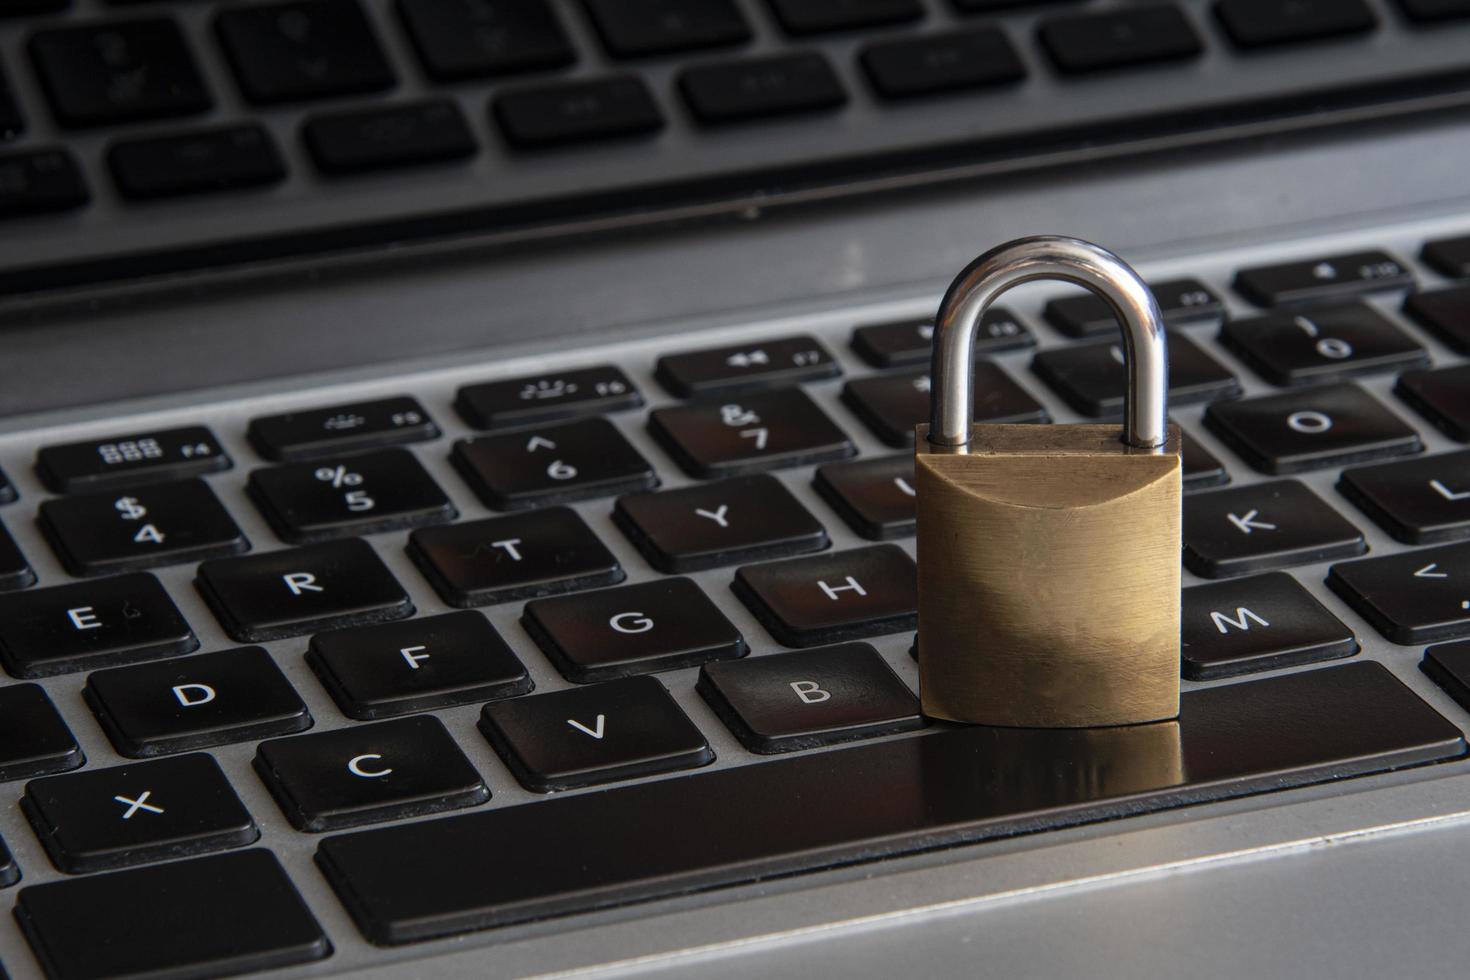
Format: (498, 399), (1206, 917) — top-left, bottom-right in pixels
(915, 423), (1182, 728)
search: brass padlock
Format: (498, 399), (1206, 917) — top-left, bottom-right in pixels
(915, 236), (1181, 729)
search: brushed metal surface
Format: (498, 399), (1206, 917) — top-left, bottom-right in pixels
(916, 424), (1183, 727)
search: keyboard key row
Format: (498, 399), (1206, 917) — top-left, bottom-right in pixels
(316, 662), (1464, 945)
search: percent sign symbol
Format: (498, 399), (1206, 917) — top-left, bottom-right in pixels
(314, 465), (364, 488)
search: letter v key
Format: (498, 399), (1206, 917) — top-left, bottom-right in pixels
(567, 714), (606, 739)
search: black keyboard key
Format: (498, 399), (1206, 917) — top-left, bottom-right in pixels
(0, 61), (22, 139)
(409, 507), (624, 607)
(1422, 641), (1470, 714)
(1422, 235), (1470, 280)
(1183, 479), (1366, 578)
(0, 685), (82, 782)
(457, 365), (643, 430)
(216, 0), (396, 105)
(37, 425), (229, 494)
(255, 715), (487, 831)
(1181, 572), (1357, 680)
(524, 577), (746, 682)
(698, 642), (921, 753)
(0, 519), (34, 591)
(495, 75), (663, 147)
(861, 27), (1025, 99)
(29, 18), (211, 127)
(649, 388), (856, 479)
(1397, 366), (1470, 442)
(317, 662), (1462, 945)
(108, 124), (285, 200)
(1, 0), (68, 15)
(851, 308), (1031, 368)
(0, 574), (197, 678)
(815, 454), (916, 540)
(583, 0), (750, 57)
(1339, 451), (1470, 545)
(479, 675), (712, 792)
(398, 0), (575, 81)
(1399, 0), (1470, 21)
(1038, 5), (1203, 73)
(680, 53), (846, 123)
(84, 646), (311, 757)
(305, 99), (476, 175)
(17, 850), (330, 978)
(308, 611), (531, 720)
(249, 395), (439, 461)
(1044, 278), (1224, 338)
(1219, 303), (1428, 387)
(614, 473), (829, 572)
(768, 0), (920, 35)
(452, 417), (657, 510)
(1403, 285), (1470, 354)
(1205, 384), (1423, 475)
(1032, 332), (1239, 418)
(39, 479), (248, 576)
(843, 362), (1048, 448)
(23, 754), (256, 873)
(657, 335), (841, 398)
(735, 544), (917, 646)
(248, 449), (456, 542)
(197, 538), (412, 642)
(1330, 542), (1470, 643)
(1233, 250), (1413, 307)
(0, 466), (13, 504)
(1, 836), (15, 888)
(0, 148), (88, 219)
(1182, 428), (1230, 491)
(1215, 0), (1376, 48)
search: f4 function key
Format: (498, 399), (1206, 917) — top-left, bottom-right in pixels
(37, 426), (230, 494)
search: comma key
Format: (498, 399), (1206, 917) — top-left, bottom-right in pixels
(196, 538), (412, 643)
(1329, 541), (1470, 644)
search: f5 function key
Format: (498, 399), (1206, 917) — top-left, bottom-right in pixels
(248, 396), (439, 461)
(37, 426), (229, 494)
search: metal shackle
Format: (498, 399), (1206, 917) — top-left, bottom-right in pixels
(928, 236), (1170, 451)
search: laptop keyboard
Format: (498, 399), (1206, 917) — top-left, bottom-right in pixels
(4, 0), (1470, 296)
(4, 229), (1470, 977)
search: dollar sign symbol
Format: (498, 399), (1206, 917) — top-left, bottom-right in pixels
(114, 496), (146, 521)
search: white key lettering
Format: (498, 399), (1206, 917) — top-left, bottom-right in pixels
(790, 680), (831, 704)
(67, 606), (102, 630)
(283, 572), (323, 596)
(172, 683), (216, 707)
(348, 754), (392, 778)
(818, 576), (867, 601)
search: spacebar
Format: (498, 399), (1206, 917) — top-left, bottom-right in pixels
(317, 662), (1464, 945)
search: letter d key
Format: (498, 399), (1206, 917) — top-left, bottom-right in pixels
(916, 236), (1182, 728)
